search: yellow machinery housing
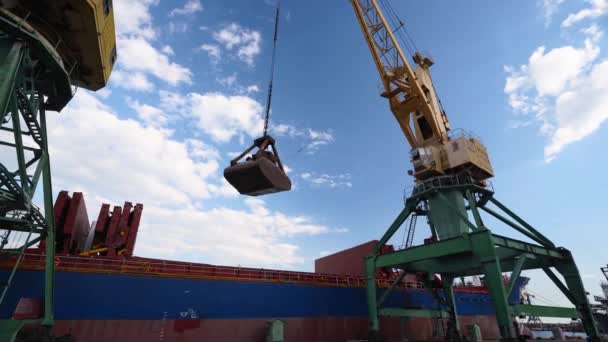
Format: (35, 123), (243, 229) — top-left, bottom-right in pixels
(1, 0), (117, 90)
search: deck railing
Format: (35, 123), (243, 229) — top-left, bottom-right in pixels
(1, 254), (489, 293)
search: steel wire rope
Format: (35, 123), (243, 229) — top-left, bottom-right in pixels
(262, 0), (281, 137)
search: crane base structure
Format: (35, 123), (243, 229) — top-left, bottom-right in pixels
(0, 8), (74, 341)
(365, 174), (600, 342)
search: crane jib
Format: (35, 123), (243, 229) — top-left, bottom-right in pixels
(351, 0), (494, 182)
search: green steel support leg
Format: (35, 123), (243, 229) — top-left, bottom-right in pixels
(40, 105), (55, 327)
(470, 231), (516, 341)
(441, 274), (462, 341)
(553, 256), (600, 341)
(11, 99), (29, 196)
(543, 267), (576, 304)
(0, 228), (33, 304)
(373, 205), (413, 254)
(487, 198), (554, 248)
(400, 317), (406, 342)
(507, 254), (527, 297)
(365, 255), (380, 338)
(29, 153), (46, 194)
(0, 41), (24, 116)
(0, 321), (24, 342)
(465, 190), (484, 229)
(378, 270), (406, 307)
(480, 206), (550, 248)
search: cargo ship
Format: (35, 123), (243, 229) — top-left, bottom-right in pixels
(1, 192), (528, 341)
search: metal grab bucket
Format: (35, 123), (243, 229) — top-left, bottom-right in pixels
(223, 136), (292, 196)
(224, 157), (291, 196)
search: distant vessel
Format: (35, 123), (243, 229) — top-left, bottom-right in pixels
(2, 192), (530, 341)
(592, 265), (608, 335)
(520, 265), (608, 340)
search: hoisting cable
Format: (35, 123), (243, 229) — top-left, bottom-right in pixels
(378, 0), (422, 64)
(263, 0), (281, 137)
(223, 0), (291, 197)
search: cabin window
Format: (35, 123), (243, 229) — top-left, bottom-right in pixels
(417, 117), (433, 141)
(103, 0), (113, 16)
(110, 46), (117, 66)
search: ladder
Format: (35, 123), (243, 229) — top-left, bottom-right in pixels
(16, 90), (43, 146)
(404, 213), (417, 249)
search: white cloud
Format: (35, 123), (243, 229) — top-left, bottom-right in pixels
(544, 60), (608, 160)
(113, 0), (158, 39)
(542, 0), (566, 26)
(217, 73), (238, 87)
(159, 90), (189, 114)
(50, 91), (337, 268)
(117, 37), (192, 85)
(300, 172), (352, 189)
(272, 123), (301, 137)
(50, 92), (220, 207)
(95, 88), (112, 99)
(157, 92), (335, 153)
(185, 139), (221, 161)
(161, 45), (175, 55)
(169, 0), (203, 17)
(507, 41), (598, 97)
(200, 44), (221, 64)
(581, 23), (604, 42)
(504, 27), (608, 161)
(169, 21), (189, 34)
(189, 92), (264, 142)
(111, 71), (155, 92)
(213, 23), (262, 65)
(246, 85), (260, 93)
(137, 198), (330, 267)
(307, 129), (335, 153)
(112, 0), (192, 87)
(562, 0), (608, 27)
(127, 99), (169, 128)
(271, 125), (335, 153)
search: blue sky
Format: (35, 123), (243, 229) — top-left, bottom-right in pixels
(44, 0), (608, 307)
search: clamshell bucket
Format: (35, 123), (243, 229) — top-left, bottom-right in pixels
(224, 136), (291, 196)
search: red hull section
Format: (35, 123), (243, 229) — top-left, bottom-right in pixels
(315, 240), (379, 277)
(52, 316), (501, 342)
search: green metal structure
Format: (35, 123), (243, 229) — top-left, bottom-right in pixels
(366, 174), (600, 341)
(266, 319), (285, 342)
(0, 7), (73, 341)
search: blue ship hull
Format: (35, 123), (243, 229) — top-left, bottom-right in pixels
(1, 268), (522, 341)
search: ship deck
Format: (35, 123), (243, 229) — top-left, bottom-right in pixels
(4, 253), (491, 292)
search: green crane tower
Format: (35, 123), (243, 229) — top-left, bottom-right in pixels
(0, 1), (116, 340)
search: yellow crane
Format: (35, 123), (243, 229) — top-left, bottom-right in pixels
(1, 0), (117, 91)
(351, 2), (601, 342)
(351, 0), (493, 182)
